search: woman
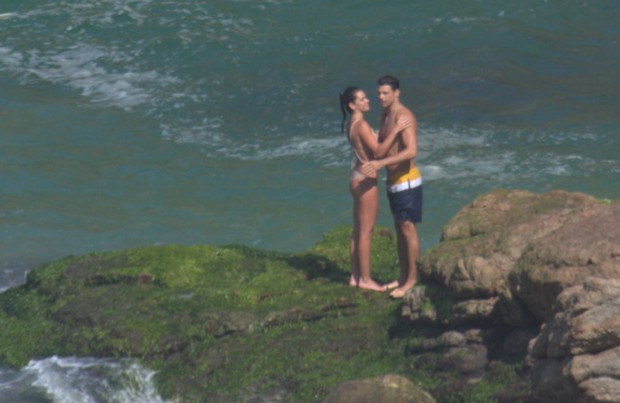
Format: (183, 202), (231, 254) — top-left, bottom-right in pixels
(339, 87), (401, 292)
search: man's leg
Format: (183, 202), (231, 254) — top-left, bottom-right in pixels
(389, 219), (419, 298)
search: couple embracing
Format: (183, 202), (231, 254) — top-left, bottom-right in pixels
(339, 75), (422, 299)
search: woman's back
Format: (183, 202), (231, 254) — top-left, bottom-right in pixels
(347, 119), (377, 169)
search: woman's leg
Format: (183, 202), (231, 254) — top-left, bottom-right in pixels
(351, 177), (384, 291)
(349, 191), (360, 287)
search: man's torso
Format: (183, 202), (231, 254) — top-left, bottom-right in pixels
(379, 106), (414, 179)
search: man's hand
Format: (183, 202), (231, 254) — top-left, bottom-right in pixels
(361, 160), (383, 177)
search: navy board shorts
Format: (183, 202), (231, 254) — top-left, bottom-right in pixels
(387, 184), (423, 223)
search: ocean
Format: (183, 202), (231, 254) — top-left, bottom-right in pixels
(1, 0), (619, 401)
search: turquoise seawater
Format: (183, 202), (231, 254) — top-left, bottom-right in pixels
(1, 1), (619, 289)
(1, 0), (619, 400)
(2, 0), (619, 289)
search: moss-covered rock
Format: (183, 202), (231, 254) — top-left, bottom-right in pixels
(0, 224), (524, 402)
(0, 226), (404, 400)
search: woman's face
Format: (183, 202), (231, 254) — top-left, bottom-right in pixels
(350, 90), (370, 113)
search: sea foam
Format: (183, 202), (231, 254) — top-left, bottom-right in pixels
(20, 356), (169, 403)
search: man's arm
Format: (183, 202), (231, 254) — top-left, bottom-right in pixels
(373, 115), (414, 159)
(362, 116), (417, 175)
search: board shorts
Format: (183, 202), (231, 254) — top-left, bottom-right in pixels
(386, 166), (423, 224)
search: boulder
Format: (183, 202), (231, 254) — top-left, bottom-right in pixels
(510, 202), (620, 323)
(323, 374), (436, 403)
(418, 188), (600, 323)
(528, 277), (620, 402)
(405, 189), (620, 402)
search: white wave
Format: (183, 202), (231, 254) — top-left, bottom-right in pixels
(251, 136), (346, 160)
(419, 125), (489, 152)
(162, 118), (225, 146)
(11, 44), (177, 110)
(0, 12), (19, 20)
(213, 135), (348, 168)
(0, 47), (23, 67)
(421, 165), (448, 181)
(23, 356), (169, 403)
(450, 17), (481, 24)
(416, 125), (613, 188)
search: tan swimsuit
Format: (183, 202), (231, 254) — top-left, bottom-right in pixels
(347, 119), (377, 182)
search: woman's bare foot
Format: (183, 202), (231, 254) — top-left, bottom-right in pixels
(357, 279), (386, 292)
(349, 275), (357, 287)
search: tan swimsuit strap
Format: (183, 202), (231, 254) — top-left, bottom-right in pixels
(348, 118), (363, 136)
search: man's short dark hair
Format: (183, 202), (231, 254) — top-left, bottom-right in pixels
(377, 75), (399, 90)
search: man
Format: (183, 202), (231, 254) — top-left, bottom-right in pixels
(362, 75), (422, 298)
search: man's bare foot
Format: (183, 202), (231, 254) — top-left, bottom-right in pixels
(348, 275), (357, 287)
(389, 283), (415, 299)
(385, 280), (399, 290)
(357, 279), (386, 292)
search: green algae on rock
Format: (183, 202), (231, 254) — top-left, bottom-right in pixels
(0, 226), (417, 401)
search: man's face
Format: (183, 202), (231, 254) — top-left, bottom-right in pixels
(377, 85), (398, 108)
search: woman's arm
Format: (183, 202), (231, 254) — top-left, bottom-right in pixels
(355, 115), (413, 158)
(360, 116), (417, 176)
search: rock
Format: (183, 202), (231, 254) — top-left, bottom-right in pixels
(502, 328), (540, 357)
(437, 330), (467, 348)
(0, 230), (412, 402)
(2, 189), (617, 402)
(405, 189), (620, 402)
(417, 188), (600, 325)
(401, 286), (438, 323)
(510, 202), (620, 323)
(529, 277), (620, 402)
(449, 297), (498, 326)
(322, 374), (435, 403)
(570, 346), (620, 384)
(579, 377), (620, 403)
(449, 256), (505, 299)
(406, 329), (490, 382)
(437, 344), (488, 379)
(554, 278), (620, 356)
(528, 357), (578, 401)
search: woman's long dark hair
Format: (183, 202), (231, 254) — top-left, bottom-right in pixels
(339, 86), (361, 134)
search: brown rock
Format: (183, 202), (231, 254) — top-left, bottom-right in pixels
(418, 189), (598, 320)
(449, 297), (498, 326)
(579, 377), (620, 403)
(436, 344), (488, 378)
(511, 202), (620, 323)
(409, 189), (620, 402)
(322, 374), (435, 403)
(524, 277), (620, 402)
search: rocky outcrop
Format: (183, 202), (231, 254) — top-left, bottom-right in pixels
(403, 189), (620, 402)
(529, 277), (620, 402)
(0, 229), (438, 402)
(323, 374), (436, 403)
(1, 188), (616, 402)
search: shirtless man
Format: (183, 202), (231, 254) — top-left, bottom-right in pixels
(362, 75), (422, 299)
